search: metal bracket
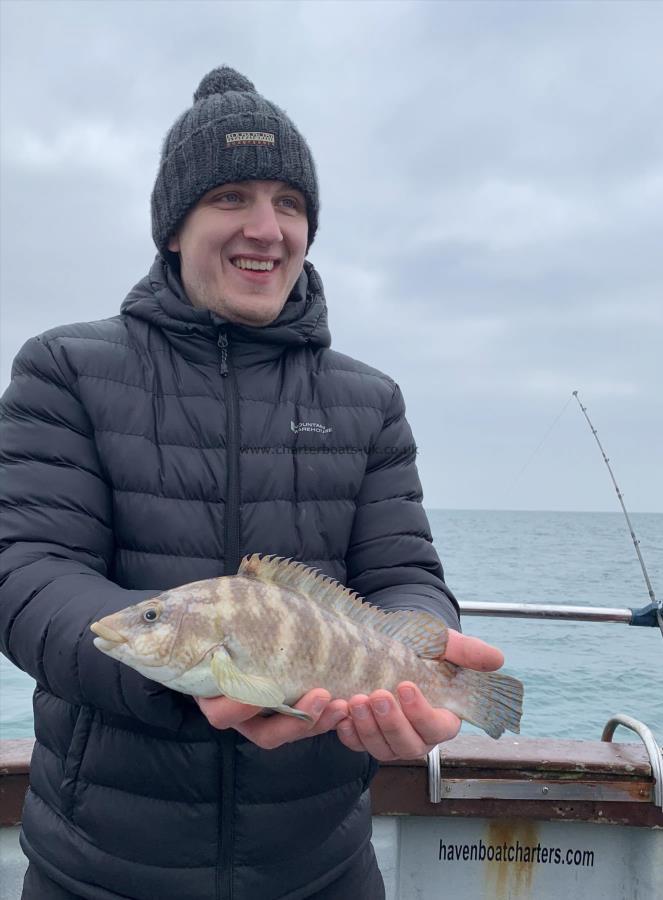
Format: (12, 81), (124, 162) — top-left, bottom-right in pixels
(428, 743), (442, 803)
(629, 601), (663, 629)
(601, 714), (663, 810)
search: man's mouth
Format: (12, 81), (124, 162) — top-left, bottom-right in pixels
(231, 257), (279, 272)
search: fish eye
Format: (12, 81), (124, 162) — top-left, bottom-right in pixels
(143, 607), (160, 623)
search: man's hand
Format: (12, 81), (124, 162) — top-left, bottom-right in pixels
(335, 629), (504, 761)
(195, 691), (349, 750)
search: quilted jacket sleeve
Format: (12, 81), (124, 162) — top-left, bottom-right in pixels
(345, 383), (461, 631)
(0, 335), (183, 730)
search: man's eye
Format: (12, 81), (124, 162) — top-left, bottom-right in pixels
(278, 197), (301, 211)
(218, 192), (240, 203)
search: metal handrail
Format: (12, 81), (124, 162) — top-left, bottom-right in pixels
(601, 714), (663, 810)
(459, 600), (660, 628)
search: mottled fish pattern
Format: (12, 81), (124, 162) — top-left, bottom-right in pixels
(91, 555), (523, 738)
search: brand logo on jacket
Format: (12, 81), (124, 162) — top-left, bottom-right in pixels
(290, 420), (333, 435)
(225, 131), (276, 148)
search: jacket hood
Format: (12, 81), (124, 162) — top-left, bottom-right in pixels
(121, 255), (331, 361)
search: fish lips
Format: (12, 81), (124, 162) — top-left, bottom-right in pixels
(90, 620), (127, 652)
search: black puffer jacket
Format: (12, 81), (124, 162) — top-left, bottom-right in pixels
(0, 256), (459, 900)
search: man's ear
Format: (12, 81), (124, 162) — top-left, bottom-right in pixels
(167, 233), (180, 253)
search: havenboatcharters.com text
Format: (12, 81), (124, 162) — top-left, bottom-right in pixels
(439, 839), (594, 868)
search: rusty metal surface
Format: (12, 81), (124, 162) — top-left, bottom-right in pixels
(485, 819), (540, 898)
(435, 735), (656, 776)
(430, 776), (654, 803)
(371, 763), (663, 828)
(2, 736), (662, 829)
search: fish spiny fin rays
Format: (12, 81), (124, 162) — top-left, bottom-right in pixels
(238, 554), (449, 659)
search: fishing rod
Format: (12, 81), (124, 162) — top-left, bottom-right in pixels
(572, 390), (661, 637)
(461, 393), (662, 638)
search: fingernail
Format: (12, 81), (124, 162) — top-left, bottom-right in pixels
(398, 686), (415, 704)
(312, 697), (327, 716)
(352, 703), (369, 719)
(372, 699), (390, 716)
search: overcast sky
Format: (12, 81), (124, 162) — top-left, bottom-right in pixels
(1, 0), (661, 513)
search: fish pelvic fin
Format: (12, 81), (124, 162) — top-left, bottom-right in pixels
(436, 661), (524, 739)
(273, 704), (314, 723)
(238, 554), (448, 659)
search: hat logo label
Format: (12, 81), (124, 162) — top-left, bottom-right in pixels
(226, 131), (275, 148)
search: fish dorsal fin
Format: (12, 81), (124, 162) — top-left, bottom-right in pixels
(238, 554), (449, 659)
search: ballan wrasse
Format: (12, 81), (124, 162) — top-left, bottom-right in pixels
(91, 555), (523, 738)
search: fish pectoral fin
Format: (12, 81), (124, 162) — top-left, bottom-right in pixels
(210, 649), (285, 709)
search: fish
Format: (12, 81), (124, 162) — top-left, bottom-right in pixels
(90, 554), (523, 739)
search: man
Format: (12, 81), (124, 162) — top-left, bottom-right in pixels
(0, 66), (504, 899)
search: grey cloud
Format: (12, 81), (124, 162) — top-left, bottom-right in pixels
(1, 0), (661, 511)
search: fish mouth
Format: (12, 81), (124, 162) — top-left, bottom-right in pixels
(90, 621), (127, 646)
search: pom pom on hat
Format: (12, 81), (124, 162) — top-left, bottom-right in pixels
(193, 66), (256, 103)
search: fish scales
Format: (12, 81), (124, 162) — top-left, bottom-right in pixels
(90, 554), (524, 739)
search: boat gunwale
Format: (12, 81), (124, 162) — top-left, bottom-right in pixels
(1, 735), (661, 829)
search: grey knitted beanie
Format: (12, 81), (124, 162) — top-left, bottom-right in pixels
(151, 66), (318, 256)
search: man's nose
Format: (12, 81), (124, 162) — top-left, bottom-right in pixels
(242, 199), (283, 244)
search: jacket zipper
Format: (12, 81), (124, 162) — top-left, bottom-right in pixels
(218, 730), (236, 900)
(217, 328), (241, 900)
(218, 330), (241, 576)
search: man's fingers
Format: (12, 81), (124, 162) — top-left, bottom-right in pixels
(236, 690), (333, 750)
(396, 682), (461, 745)
(196, 696), (263, 729)
(347, 694), (398, 761)
(312, 699), (349, 735)
(444, 629), (504, 671)
(336, 716), (370, 755)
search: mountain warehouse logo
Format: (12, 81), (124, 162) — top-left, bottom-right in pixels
(225, 131), (275, 148)
(290, 420), (333, 435)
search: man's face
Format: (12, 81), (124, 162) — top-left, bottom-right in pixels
(168, 180), (308, 326)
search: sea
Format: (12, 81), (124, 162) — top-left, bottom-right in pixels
(1, 509), (661, 743)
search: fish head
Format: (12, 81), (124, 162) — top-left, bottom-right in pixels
(90, 595), (189, 682)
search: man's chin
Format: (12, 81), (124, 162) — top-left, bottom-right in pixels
(223, 297), (287, 327)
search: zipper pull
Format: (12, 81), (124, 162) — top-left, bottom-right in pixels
(217, 331), (229, 376)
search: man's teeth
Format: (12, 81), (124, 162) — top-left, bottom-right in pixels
(232, 258), (275, 271)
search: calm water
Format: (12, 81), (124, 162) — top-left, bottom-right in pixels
(1, 509), (661, 742)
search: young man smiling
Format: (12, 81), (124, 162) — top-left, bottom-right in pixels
(168, 180), (309, 326)
(1, 66), (505, 899)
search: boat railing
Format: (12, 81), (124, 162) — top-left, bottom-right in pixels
(459, 599), (662, 629)
(601, 714), (663, 809)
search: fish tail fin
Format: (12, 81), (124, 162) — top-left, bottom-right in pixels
(436, 661), (524, 739)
